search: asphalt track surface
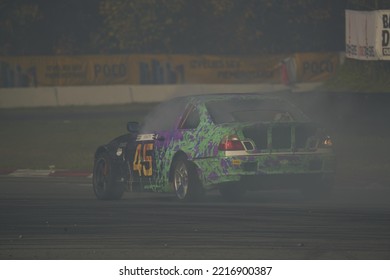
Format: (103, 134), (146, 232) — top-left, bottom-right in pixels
(1, 177), (390, 260)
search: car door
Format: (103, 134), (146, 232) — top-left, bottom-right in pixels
(129, 97), (188, 190)
(131, 133), (156, 187)
(176, 103), (202, 158)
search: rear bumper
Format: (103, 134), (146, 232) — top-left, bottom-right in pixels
(193, 151), (336, 188)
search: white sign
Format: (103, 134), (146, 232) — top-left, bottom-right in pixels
(1, 260), (390, 280)
(379, 10), (390, 58)
(346, 10), (390, 60)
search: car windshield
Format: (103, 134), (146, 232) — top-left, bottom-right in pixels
(205, 98), (309, 124)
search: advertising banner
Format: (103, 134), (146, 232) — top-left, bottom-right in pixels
(377, 10), (390, 59)
(134, 54), (285, 85)
(294, 53), (340, 82)
(346, 9), (390, 60)
(0, 53), (340, 87)
(0, 55), (132, 87)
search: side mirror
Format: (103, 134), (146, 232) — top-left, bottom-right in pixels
(126, 121), (140, 133)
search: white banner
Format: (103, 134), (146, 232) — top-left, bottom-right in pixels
(346, 10), (390, 60)
(378, 10), (390, 59)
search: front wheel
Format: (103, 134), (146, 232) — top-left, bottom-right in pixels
(92, 153), (124, 200)
(172, 157), (203, 201)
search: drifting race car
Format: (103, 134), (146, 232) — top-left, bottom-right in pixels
(92, 93), (336, 201)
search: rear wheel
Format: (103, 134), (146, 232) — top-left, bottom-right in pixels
(172, 157), (203, 201)
(93, 153), (124, 200)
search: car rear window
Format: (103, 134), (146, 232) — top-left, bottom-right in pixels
(205, 98), (309, 124)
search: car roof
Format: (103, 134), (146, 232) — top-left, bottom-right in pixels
(164, 91), (311, 123)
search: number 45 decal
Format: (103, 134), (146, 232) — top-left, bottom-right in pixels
(133, 143), (154, 177)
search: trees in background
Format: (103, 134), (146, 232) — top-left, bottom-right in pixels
(0, 0), (42, 54)
(0, 0), (101, 55)
(1, 0), (389, 56)
(98, 0), (346, 54)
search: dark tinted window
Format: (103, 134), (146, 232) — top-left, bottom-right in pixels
(180, 105), (200, 129)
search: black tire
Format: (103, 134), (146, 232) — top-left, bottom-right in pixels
(219, 183), (246, 202)
(172, 157), (203, 201)
(92, 153), (124, 200)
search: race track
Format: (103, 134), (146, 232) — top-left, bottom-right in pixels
(0, 177), (389, 260)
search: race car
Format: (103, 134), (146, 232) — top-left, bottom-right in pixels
(92, 93), (336, 201)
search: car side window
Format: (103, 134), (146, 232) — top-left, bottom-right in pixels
(179, 105), (200, 130)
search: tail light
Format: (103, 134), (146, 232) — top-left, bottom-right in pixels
(218, 135), (245, 151)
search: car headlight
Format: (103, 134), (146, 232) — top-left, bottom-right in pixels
(116, 148), (123, 156)
(321, 136), (333, 148)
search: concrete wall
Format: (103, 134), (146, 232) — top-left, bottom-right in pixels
(0, 83), (322, 108)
